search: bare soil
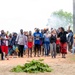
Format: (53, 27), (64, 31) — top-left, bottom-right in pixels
(0, 52), (75, 75)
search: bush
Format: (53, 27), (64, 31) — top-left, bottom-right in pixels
(11, 59), (53, 73)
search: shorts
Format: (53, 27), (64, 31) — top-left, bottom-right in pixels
(1, 45), (8, 54)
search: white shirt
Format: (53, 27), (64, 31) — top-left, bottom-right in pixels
(16, 34), (27, 45)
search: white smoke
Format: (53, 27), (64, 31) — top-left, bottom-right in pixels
(47, 14), (73, 30)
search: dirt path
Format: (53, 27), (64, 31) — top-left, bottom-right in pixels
(0, 53), (75, 75)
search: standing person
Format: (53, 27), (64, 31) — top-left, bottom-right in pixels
(56, 37), (61, 54)
(10, 33), (17, 56)
(28, 31), (33, 57)
(8, 34), (13, 55)
(0, 30), (9, 60)
(56, 29), (61, 54)
(33, 28), (42, 57)
(72, 34), (75, 54)
(50, 30), (57, 58)
(5, 33), (9, 60)
(58, 27), (68, 58)
(23, 31), (28, 56)
(40, 29), (44, 56)
(67, 30), (73, 52)
(0, 35), (3, 60)
(44, 31), (50, 56)
(16, 29), (27, 57)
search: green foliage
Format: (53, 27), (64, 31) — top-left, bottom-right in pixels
(11, 59), (53, 73)
(48, 9), (73, 30)
(53, 9), (73, 24)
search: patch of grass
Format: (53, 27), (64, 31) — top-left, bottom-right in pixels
(70, 57), (75, 61)
(11, 59), (53, 73)
(38, 59), (44, 61)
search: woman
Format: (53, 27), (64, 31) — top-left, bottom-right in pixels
(50, 30), (57, 58)
(58, 27), (68, 58)
(27, 31), (33, 57)
(44, 31), (50, 56)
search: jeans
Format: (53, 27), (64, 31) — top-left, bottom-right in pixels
(50, 42), (56, 58)
(44, 43), (50, 56)
(72, 47), (75, 54)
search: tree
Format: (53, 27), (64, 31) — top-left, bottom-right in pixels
(47, 9), (73, 30)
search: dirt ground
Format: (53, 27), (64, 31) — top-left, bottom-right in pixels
(0, 52), (75, 75)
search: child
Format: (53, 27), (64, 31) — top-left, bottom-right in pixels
(27, 31), (33, 57)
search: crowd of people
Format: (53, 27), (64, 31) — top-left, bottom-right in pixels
(0, 26), (74, 60)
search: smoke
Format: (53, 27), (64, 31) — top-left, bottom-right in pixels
(47, 14), (73, 30)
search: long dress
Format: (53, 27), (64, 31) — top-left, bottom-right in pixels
(58, 32), (68, 54)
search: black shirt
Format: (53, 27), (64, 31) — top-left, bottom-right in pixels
(58, 31), (68, 43)
(50, 34), (56, 43)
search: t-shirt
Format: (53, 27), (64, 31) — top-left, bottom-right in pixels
(44, 34), (50, 43)
(50, 34), (56, 43)
(33, 32), (42, 45)
(58, 32), (68, 43)
(16, 34), (27, 45)
(0, 34), (8, 46)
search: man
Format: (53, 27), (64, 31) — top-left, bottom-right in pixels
(33, 28), (42, 57)
(0, 30), (9, 60)
(16, 29), (27, 57)
(67, 30), (73, 52)
(0, 35), (3, 60)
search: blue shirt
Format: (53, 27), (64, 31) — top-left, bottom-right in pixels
(44, 34), (50, 44)
(33, 32), (42, 45)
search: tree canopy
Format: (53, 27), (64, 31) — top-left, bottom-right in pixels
(47, 9), (73, 30)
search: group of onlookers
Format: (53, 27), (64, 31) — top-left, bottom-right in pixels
(0, 26), (74, 60)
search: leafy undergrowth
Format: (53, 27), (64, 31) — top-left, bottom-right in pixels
(11, 59), (53, 73)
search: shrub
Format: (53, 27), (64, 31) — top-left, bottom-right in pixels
(11, 59), (53, 73)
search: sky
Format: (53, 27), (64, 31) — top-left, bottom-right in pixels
(0, 0), (73, 33)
